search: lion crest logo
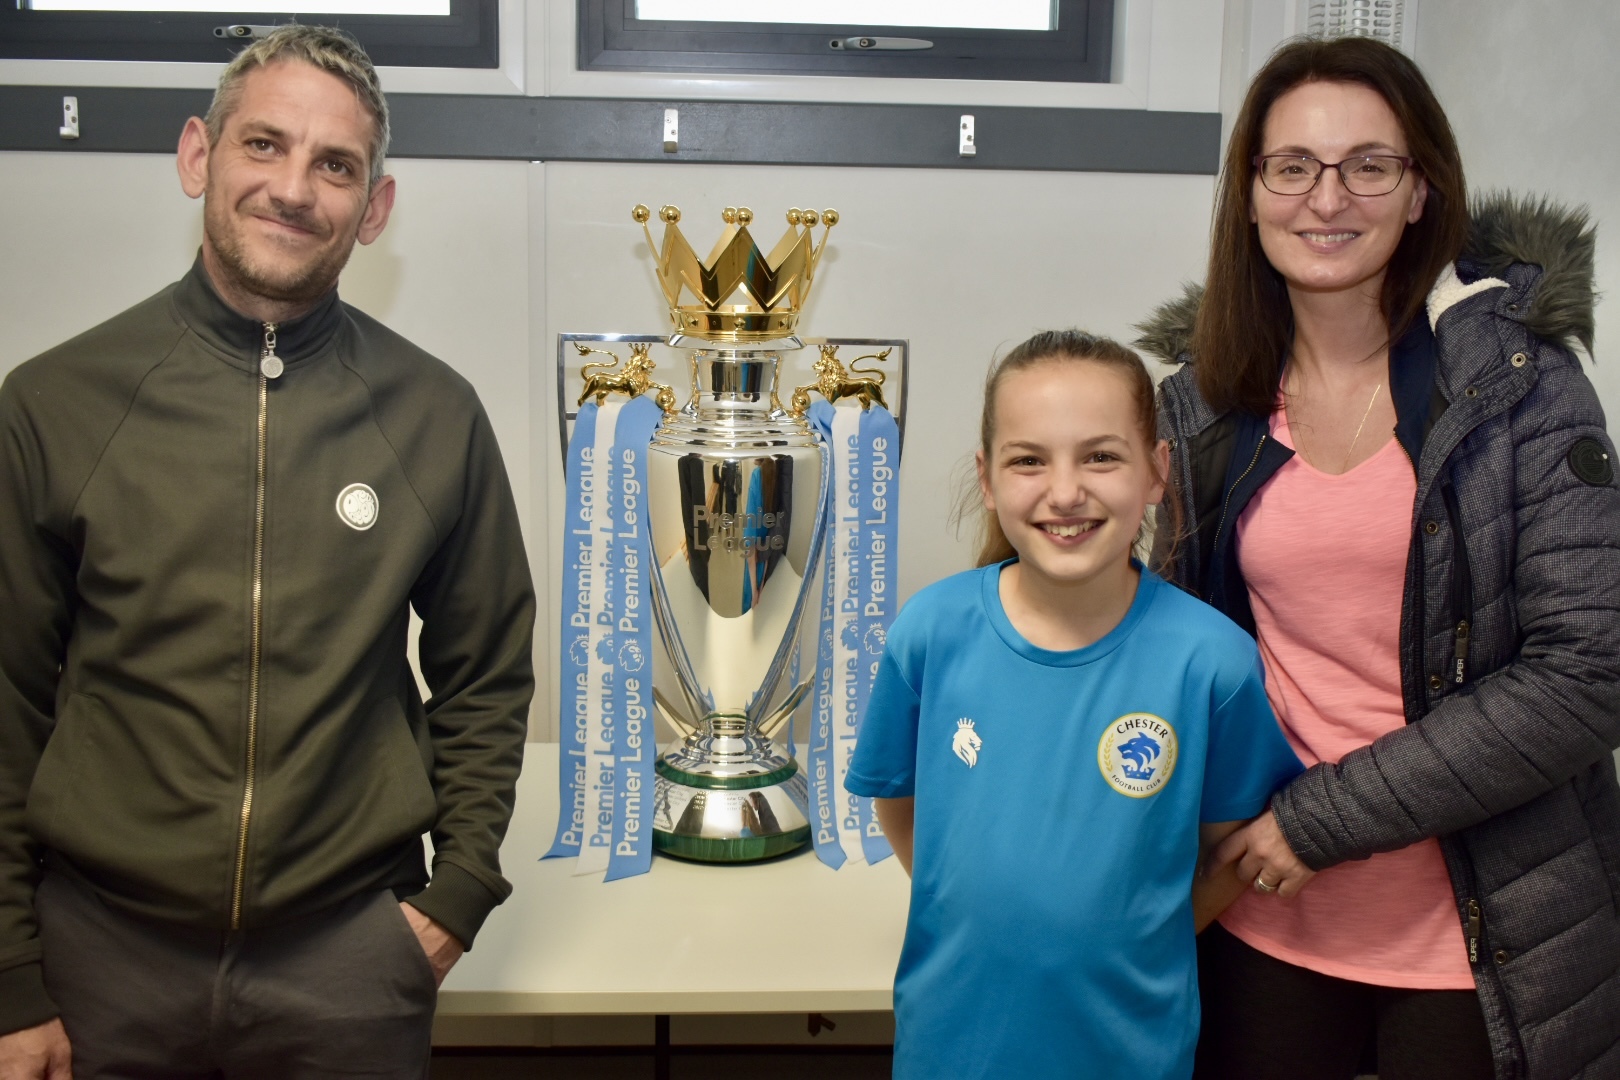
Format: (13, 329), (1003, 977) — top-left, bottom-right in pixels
(568, 634), (590, 667)
(618, 639), (646, 673)
(863, 624), (887, 655)
(952, 718), (982, 768)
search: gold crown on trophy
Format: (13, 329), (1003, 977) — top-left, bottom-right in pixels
(633, 203), (838, 343)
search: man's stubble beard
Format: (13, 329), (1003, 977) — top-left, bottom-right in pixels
(202, 177), (360, 310)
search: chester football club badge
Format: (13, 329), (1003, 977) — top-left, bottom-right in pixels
(1098, 713), (1177, 797)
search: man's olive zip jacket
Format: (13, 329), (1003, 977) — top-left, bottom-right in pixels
(0, 259), (536, 1034)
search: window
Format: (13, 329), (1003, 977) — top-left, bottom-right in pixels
(0, 0), (499, 67)
(578, 0), (1114, 83)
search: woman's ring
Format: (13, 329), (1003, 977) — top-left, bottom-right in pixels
(1254, 875), (1278, 894)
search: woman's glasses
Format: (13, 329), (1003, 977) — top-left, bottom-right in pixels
(1253, 154), (1416, 196)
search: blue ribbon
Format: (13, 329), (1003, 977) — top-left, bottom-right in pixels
(545, 401), (600, 858)
(854, 405), (899, 865)
(604, 396), (665, 880)
(806, 402), (846, 868)
(804, 400), (900, 867)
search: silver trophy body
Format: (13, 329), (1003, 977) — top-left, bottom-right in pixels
(646, 339), (827, 862)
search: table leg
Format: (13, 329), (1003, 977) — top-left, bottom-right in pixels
(654, 1014), (671, 1080)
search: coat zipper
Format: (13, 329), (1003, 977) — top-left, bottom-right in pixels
(1205, 435), (1267, 602)
(1440, 483), (1473, 685)
(1396, 439), (1431, 715)
(231, 322), (279, 930)
(1466, 898), (1483, 964)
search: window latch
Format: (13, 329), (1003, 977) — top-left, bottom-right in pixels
(829, 36), (933, 51)
(215, 25), (277, 41)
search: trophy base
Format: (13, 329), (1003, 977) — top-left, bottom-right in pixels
(651, 753), (812, 864)
(653, 826), (812, 864)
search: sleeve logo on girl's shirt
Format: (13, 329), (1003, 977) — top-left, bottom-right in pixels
(1099, 714), (1178, 797)
(952, 718), (982, 768)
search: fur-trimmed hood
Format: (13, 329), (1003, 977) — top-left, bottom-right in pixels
(1133, 192), (1597, 365)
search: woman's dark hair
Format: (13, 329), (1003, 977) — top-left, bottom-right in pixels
(1194, 36), (1469, 417)
(956, 329), (1181, 572)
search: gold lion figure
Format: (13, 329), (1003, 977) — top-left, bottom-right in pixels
(789, 345), (890, 417)
(576, 342), (677, 414)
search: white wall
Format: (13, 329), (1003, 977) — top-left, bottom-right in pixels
(1413, 0), (1618, 398)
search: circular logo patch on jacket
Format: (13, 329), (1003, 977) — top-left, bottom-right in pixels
(1568, 437), (1614, 487)
(336, 483), (379, 531)
(1098, 713), (1177, 798)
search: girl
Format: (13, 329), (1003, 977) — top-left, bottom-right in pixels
(845, 331), (1301, 1079)
(1139, 36), (1620, 1080)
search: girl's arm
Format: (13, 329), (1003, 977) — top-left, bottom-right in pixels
(874, 798), (915, 877)
(1193, 820), (1246, 932)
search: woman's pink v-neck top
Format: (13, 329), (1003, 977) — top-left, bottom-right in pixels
(1220, 404), (1474, 989)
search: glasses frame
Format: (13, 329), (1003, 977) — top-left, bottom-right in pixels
(1252, 154), (1417, 197)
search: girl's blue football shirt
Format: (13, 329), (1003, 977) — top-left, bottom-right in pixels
(846, 563), (1302, 1080)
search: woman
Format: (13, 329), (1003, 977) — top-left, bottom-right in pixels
(1137, 36), (1620, 1080)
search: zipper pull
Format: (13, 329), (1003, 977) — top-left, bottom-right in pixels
(1466, 899), (1481, 964)
(1454, 620), (1470, 684)
(260, 322), (283, 379)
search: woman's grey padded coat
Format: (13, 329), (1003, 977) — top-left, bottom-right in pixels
(1140, 195), (1620, 1079)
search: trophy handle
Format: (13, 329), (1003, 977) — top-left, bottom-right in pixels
(755, 677), (813, 742)
(787, 344), (892, 418)
(575, 341), (680, 415)
(653, 685), (698, 741)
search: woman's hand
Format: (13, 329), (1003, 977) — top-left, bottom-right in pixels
(1208, 811), (1317, 899)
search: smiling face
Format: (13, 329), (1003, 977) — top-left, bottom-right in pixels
(1251, 80), (1428, 300)
(177, 59), (394, 319)
(977, 358), (1168, 598)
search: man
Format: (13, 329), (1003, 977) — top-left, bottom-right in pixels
(0, 25), (534, 1079)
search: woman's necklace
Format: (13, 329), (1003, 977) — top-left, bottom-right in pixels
(1340, 382), (1382, 472)
(1287, 373), (1383, 473)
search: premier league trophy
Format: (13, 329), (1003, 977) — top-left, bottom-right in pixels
(551, 202), (901, 872)
(638, 203), (842, 862)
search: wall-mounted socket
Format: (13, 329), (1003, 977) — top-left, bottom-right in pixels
(663, 108), (679, 153)
(59, 96), (80, 141)
(959, 114), (976, 158)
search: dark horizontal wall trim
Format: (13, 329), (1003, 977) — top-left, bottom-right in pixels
(0, 86), (1220, 174)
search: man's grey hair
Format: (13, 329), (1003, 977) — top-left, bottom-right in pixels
(203, 24), (391, 186)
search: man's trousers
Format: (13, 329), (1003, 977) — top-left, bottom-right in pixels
(37, 868), (437, 1079)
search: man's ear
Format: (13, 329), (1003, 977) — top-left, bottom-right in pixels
(176, 116), (211, 200)
(356, 174), (396, 246)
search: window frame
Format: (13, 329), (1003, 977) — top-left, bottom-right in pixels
(577, 0), (1115, 84)
(0, 0), (500, 68)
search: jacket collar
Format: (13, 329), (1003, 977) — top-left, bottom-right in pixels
(172, 252), (345, 373)
(1390, 314), (1441, 463)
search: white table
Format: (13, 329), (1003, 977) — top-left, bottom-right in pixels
(437, 744), (911, 1017)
